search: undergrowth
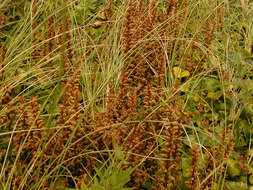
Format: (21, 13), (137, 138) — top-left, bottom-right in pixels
(0, 0), (253, 189)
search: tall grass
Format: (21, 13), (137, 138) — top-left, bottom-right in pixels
(0, 0), (252, 189)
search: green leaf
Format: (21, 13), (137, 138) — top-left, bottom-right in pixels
(88, 161), (133, 190)
(227, 159), (241, 178)
(225, 181), (247, 190)
(245, 104), (253, 115)
(193, 94), (200, 102)
(199, 134), (220, 147)
(250, 175), (253, 185)
(143, 180), (153, 190)
(113, 140), (125, 161)
(204, 78), (221, 91)
(80, 180), (88, 190)
(182, 157), (191, 177)
(87, 185), (104, 190)
(207, 91), (222, 100)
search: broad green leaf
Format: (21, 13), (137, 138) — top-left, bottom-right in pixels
(227, 159), (241, 178)
(199, 134), (220, 147)
(204, 78), (221, 91)
(225, 181), (247, 190)
(245, 104), (253, 115)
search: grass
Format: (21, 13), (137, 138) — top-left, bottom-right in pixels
(0, 0), (253, 189)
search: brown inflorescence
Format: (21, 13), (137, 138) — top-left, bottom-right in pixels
(94, 0), (191, 189)
(184, 8), (221, 75)
(9, 7), (88, 188)
(0, 88), (17, 130)
(11, 96), (45, 188)
(0, 45), (17, 131)
(32, 0), (38, 30)
(47, 15), (56, 58)
(186, 146), (200, 190)
(5, 1), (236, 189)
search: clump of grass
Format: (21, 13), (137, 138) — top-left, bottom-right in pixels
(0, 0), (252, 189)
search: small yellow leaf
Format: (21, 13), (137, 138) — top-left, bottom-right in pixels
(173, 67), (181, 78)
(180, 70), (190, 78)
(93, 21), (103, 28)
(173, 67), (190, 78)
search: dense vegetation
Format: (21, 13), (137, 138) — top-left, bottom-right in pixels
(0, 0), (253, 189)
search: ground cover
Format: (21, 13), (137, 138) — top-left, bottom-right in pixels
(0, 0), (253, 189)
